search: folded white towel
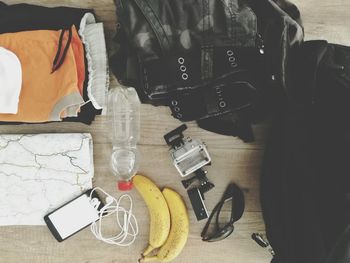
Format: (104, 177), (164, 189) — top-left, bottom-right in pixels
(79, 13), (109, 114)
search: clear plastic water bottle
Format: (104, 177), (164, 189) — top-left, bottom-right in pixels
(108, 85), (140, 191)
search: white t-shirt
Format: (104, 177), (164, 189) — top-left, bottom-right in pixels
(0, 47), (22, 114)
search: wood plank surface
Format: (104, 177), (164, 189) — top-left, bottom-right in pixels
(0, 0), (349, 262)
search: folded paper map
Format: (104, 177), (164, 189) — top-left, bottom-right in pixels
(0, 133), (94, 225)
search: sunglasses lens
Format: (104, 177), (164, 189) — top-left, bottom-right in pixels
(203, 225), (234, 242)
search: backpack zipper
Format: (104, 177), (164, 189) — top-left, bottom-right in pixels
(252, 233), (275, 256)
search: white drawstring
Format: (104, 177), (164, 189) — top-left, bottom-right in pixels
(89, 187), (138, 246)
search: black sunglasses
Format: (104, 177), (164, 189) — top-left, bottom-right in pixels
(201, 183), (245, 242)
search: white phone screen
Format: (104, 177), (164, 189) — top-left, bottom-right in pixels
(48, 194), (99, 239)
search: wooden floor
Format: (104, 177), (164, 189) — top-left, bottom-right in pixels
(0, 0), (349, 262)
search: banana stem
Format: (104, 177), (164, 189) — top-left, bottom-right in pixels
(142, 256), (158, 262)
(142, 244), (155, 257)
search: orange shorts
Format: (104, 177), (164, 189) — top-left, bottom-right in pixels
(0, 26), (85, 122)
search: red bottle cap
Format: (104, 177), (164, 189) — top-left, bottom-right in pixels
(118, 181), (133, 191)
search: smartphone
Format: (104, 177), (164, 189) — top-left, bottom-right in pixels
(44, 190), (104, 242)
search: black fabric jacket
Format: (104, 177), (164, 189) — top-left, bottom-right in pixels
(0, 2), (101, 124)
(261, 41), (350, 263)
(111, 0), (303, 142)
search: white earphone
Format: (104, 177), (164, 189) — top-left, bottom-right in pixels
(105, 196), (114, 206)
(89, 187), (138, 246)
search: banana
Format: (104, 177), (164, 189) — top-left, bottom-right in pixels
(132, 175), (171, 257)
(142, 188), (189, 262)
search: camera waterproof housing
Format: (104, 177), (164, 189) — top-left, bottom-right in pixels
(164, 124), (211, 177)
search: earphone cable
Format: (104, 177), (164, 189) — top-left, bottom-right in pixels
(89, 187), (138, 246)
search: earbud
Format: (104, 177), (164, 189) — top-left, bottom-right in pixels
(105, 196), (114, 206)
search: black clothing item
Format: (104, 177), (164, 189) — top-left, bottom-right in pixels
(63, 103), (100, 124)
(197, 110), (255, 143)
(111, 0), (303, 141)
(261, 41), (350, 263)
(0, 2), (89, 33)
(0, 2), (101, 125)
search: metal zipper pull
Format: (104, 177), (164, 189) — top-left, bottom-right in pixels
(252, 233), (275, 256)
(252, 233), (269, 247)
